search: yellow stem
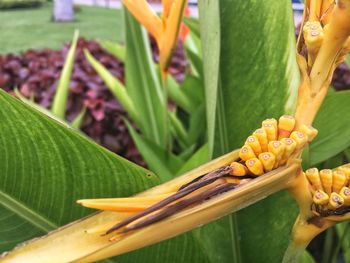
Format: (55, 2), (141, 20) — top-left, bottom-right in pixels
(320, 0), (335, 25)
(295, 0), (350, 126)
(310, 0), (350, 95)
(283, 215), (334, 263)
(309, 0), (322, 21)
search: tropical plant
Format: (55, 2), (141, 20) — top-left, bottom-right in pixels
(2, 1), (350, 263)
(85, 6), (205, 181)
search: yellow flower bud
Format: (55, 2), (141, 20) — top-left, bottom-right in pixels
(245, 158), (264, 176)
(290, 131), (308, 150)
(253, 128), (268, 152)
(340, 187), (350, 205)
(280, 138), (297, 165)
(239, 145), (256, 161)
(262, 120), (277, 141)
(305, 168), (323, 191)
(268, 141), (286, 167)
(298, 124), (318, 142)
(303, 21), (324, 51)
(332, 170), (347, 193)
(229, 162), (248, 177)
(328, 192), (344, 209)
(313, 190), (329, 205)
(337, 166), (350, 182)
(278, 115), (295, 139)
(262, 118), (277, 130)
(320, 169), (333, 195)
(258, 152), (276, 172)
(245, 135), (262, 155)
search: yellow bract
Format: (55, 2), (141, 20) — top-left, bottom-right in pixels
(122, 0), (187, 80)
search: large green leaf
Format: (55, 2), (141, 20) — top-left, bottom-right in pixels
(0, 89), (159, 253)
(199, 0), (300, 262)
(310, 90), (350, 165)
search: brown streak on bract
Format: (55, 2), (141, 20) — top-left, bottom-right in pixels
(105, 166), (232, 234)
(307, 216), (325, 228)
(123, 183), (238, 233)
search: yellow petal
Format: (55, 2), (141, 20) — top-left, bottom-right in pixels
(159, 0), (187, 74)
(123, 0), (163, 41)
(77, 194), (173, 212)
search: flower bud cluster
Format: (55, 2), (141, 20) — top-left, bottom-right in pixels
(230, 115), (317, 177)
(306, 167), (350, 211)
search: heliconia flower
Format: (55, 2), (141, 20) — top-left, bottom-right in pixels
(0, 116), (323, 262)
(122, 0), (188, 80)
(77, 115), (318, 235)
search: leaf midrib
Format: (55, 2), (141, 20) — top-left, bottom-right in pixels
(0, 190), (57, 232)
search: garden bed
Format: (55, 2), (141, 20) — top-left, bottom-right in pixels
(0, 37), (187, 166)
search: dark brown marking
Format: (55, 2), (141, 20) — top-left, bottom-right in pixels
(315, 204), (350, 217)
(105, 166), (232, 234)
(307, 216), (325, 228)
(123, 183), (238, 233)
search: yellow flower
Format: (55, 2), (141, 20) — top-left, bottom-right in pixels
(123, 0), (187, 80)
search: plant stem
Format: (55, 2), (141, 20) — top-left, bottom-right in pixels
(283, 240), (307, 263)
(283, 215), (334, 263)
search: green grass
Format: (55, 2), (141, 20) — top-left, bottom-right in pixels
(0, 3), (124, 54)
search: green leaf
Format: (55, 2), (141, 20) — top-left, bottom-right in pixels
(310, 90), (350, 165)
(198, 0), (220, 158)
(14, 88), (69, 128)
(167, 76), (194, 113)
(124, 8), (168, 147)
(125, 120), (184, 181)
(187, 103), (206, 145)
(183, 17), (203, 77)
(71, 107), (86, 129)
(185, 38), (203, 78)
(51, 30), (79, 119)
(300, 251), (316, 263)
(176, 144), (209, 175)
(167, 75), (203, 114)
(335, 222), (350, 263)
(0, 89), (159, 253)
(84, 49), (139, 122)
(199, 0), (300, 262)
(99, 39), (126, 62)
(183, 17), (200, 37)
(169, 111), (190, 149)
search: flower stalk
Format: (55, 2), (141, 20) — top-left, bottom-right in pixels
(295, 0), (350, 126)
(284, 163), (350, 262)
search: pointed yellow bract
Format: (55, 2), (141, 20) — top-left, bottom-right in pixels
(122, 0), (187, 79)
